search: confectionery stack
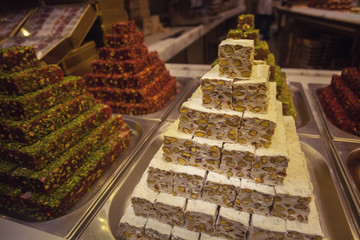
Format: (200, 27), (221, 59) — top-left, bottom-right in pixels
(118, 16), (325, 240)
(215, 14), (297, 120)
(318, 66), (360, 136)
(85, 21), (177, 115)
(0, 46), (130, 220)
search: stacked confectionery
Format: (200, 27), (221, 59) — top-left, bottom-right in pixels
(318, 66), (360, 137)
(308, 0), (353, 10)
(117, 16), (324, 240)
(85, 21), (177, 115)
(0, 46), (130, 220)
(214, 14), (297, 120)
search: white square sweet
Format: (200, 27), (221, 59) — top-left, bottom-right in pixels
(202, 171), (240, 208)
(171, 226), (200, 240)
(155, 192), (187, 227)
(173, 164), (207, 200)
(185, 199), (218, 235)
(215, 206), (250, 239)
(220, 143), (255, 178)
(272, 116), (312, 222)
(118, 205), (147, 240)
(234, 178), (275, 215)
(147, 147), (175, 193)
(249, 214), (287, 240)
(189, 136), (222, 171)
(200, 233), (227, 240)
(218, 39), (254, 79)
(144, 218), (172, 239)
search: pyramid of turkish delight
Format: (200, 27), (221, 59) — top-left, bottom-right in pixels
(117, 32), (324, 239)
(0, 46), (130, 220)
(85, 21), (177, 115)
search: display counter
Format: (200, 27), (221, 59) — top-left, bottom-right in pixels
(1, 64), (360, 239)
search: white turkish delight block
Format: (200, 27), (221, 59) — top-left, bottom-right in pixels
(118, 205), (147, 240)
(251, 101), (289, 185)
(215, 206), (250, 239)
(201, 65), (233, 110)
(207, 111), (241, 143)
(173, 164), (207, 200)
(171, 226), (200, 240)
(144, 218), (172, 240)
(218, 39), (254, 79)
(163, 119), (193, 165)
(272, 116), (312, 222)
(147, 147), (175, 194)
(232, 64), (270, 113)
(200, 233), (227, 240)
(237, 82), (277, 148)
(234, 178), (275, 215)
(220, 143), (255, 178)
(249, 214), (287, 240)
(185, 199), (218, 235)
(286, 195), (324, 240)
(202, 172), (240, 208)
(189, 136), (222, 171)
(155, 192), (187, 227)
(131, 172), (159, 218)
(179, 91), (208, 136)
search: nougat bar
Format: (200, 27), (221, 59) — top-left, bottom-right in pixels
(272, 116), (312, 222)
(220, 143), (255, 178)
(0, 46), (39, 72)
(104, 31), (144, 48)
(118, 205), (147, 240)
(131, 171), (159, 218)
(162, 119), (193, 165)
(0, 62), (63, 95)
(249, 214), (287, 240)
(201, 65), (233, 110)
(172, 164), (207, 200)
(171, 226), (200, 240)
(235, 178), (275, 215)
(251, 101), (289, 185)
(232, 64), (270, 113)
(286, 195), (324, 240)
(144, 218), (172, 239)
(185, 199), (218, 235)
(112, 20), (137, 35)
(91, 51), (159, 74)
(207, 110), (241, 143)
(147, 147), (175, 193)
(98, 44), (148, 61)
(189, 136), (222, 171)
(0, 76), (85, 120)
(238, 82), (277, 148)
(218, 39), (254, 79)
(0, 93), (96, 144)
(200, 233), (227, 240)
(0, 104), (112, 170)
(215, 206), (250, 239)
(202, 172), (240, 208)
(8, 115), (128, 193)
(155, 192), (186, 226)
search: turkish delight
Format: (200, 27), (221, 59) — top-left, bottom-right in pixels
(185, 199), (218, 235)
(189, 136), (222, 171)
(155, 192), (187, 226)
(104, 31), (144, 48)
(118, 205), (147, 240)
(0, 46), (39, 72)
(237, 14), (255, 31)
(171, 226), (200, 240)
(215, 206), (250, 239)
(249, 214), (287, 240)
(98, 44), (148, 61)
(144, 218), (172, 239)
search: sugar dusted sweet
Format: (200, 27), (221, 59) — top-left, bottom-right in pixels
(185, 199), (218, 235)
(144, 218), (172, 239)
(189, 136), (222, 171)
(155, 192), (186, 226)
(118, 205), (147, 240)
(249, 214), (287, 240)
(215, 206), (250, 239)
(171, 225), (200, 240)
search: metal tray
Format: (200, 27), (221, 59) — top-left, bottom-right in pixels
(0, 117), (159, 239)
(311, 83), (360, 142)
(330, 140), (360, 230)
(288, 81), (319, 136)
(125, 77), (195, 122)
(78, 122), (357, 240)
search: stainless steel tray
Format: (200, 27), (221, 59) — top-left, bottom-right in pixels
(330, 140), (360, 231)
(0, 117), (159, 239)
(288, 81), (319, 136)
(78, 123), (357, 240)
(125, 77), (195, 122)
(311, 83), (360, 142)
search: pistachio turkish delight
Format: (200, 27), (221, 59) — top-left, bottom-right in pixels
(118, 205), (147, 240)
(215, 206), (250, 239)
(185, 199), (218, 235)
(144, 218), (172, 239)
(98, 44), (148, 61)
(0, 46), (39, 72)
(171, 225), (200, 240)
(155, 192), (186, 226)
(189, 136), (222, 171)
(249, 214), (287, 240)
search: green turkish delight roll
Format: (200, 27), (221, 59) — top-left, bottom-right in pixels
(0, 93), (96, 144)
(237, 14), (255, 31)
(0, 76), (86, 120)
(0, 104), (112, 170)
(255, 41), (270, 60)
(0, 46), (40, 72)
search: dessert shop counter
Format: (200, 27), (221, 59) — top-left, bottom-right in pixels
(1, 65), (360, 239)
